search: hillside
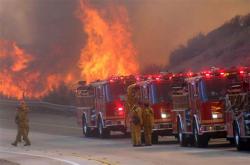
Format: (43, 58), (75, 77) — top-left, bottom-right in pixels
(168, 14), (250, 71)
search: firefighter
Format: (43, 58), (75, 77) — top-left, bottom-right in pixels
(12, 101), (31, 146)
(126, 84), (138, 113)
(127, 85), (143, 146)
(125, 84), (138, 133)
(142, 101), (154, 146)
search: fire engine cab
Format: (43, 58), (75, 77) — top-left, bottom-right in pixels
(225, 68), (250, 150)
(173, 70), (228, 147)
(75, 76), (136, 138)
(137, 74), (174, 143)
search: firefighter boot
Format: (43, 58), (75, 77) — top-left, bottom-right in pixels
(11, 142), (17, 146)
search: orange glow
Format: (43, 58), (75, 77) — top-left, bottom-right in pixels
(77, 0), (139, 83)
(0, 40), (74, 99)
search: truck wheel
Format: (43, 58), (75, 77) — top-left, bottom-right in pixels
(178, 120), (188, 147)
(152, 133), (159, 144)
(193, 123), (208, 148)
(82, 115), (91, 137)
(141, 132), (145, 144)
(228, 138), (235, 145)
(98, 119), (110, 138)
(234, 125), (246, 151)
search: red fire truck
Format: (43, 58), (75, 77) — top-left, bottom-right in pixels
(137, 74), (174, 143)
(75, 76), (136, 138)
(173, 70), (228, 147)
(225, 68), (250, 150)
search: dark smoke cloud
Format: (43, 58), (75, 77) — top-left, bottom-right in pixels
(1, 0), (250, 75)
(125, 0), (250, 67)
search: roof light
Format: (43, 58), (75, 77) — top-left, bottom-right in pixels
(187, 72), (193, 77)
(220, 72), (225, 76)
(240, 70), (244, 74)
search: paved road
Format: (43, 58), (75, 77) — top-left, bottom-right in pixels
(0, 104), (249, 165)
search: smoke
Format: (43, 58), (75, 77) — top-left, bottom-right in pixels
(1, 0), (250, 83)
(125, 0), (250, 67)
(0, 0), (83, 99)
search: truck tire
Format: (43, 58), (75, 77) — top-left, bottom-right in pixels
(141, 132), (145, 144)
(82, 115), (91, 137)
(234, 124), (246, 151)
(98, 119), (110, 138)
(193, 122), (208, 148)
(152, 132), (159, 144)
(178, 119), (188, 147)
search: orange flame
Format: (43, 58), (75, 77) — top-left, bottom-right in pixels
(0, 40), (74, 99)
(77, 0), (139, 83)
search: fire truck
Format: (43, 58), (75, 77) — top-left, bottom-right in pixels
(224, 68), (250, 150)
(75, 76), (136, 138)
(173, 70), (228, 147)
(137, 74), (174, 143)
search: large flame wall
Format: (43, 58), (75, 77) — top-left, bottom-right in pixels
(77, 0), (139, 83)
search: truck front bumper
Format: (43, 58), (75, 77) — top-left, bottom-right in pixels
(199, 124), (227, 138)
(152, 123), (173, 136)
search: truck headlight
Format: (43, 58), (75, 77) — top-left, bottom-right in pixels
(212, 114), (218, 119)
(212, 112), (222, 119)
(161, 112), (167, 119)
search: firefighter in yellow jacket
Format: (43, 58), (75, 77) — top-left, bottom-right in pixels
(130, 101), (143, 146)
(142, 101), (154, 146)
(126, 84), (143, 146)
(12, 101), (31, 146)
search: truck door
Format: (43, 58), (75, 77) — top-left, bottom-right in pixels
(93, 85), (105, 124)
(188, 81), (198, 131)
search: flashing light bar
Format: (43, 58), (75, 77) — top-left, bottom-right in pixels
(205, 73), (210, 77)
(156, 77), (161, 81)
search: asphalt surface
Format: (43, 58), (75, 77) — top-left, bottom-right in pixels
(0, 103), (250, 165)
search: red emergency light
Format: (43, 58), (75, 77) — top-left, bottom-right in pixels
(220, 72), (225, 76)
(187, 72), (193, 77)
(156, 77), (161, 81)
(205, 73), (211, 77)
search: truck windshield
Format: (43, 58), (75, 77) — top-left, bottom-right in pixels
(204, 78), (227, 100)
(151, 81), (172, 104)
(106, 83), (126, 102)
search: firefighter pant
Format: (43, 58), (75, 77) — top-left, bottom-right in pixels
(14, 127), (30, 145)
(17, 126), (29, 142)
(144, 126), (153, 145)
(131, 124), (141, 146)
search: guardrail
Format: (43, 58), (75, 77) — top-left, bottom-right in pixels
(0, 99), (77, 113)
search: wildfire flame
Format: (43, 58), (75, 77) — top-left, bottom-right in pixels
(77, 0), (139, 83)
(0, 40), (73, 99)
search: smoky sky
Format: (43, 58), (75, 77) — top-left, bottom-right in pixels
(1, 0), (250, 73)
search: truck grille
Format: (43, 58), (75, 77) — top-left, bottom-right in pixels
(173, 95), (189, 110)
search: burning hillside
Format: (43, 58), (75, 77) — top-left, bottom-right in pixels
(0, 0), (139, 99)
(0, 40), (74, 99)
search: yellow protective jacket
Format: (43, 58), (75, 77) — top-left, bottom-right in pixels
(126, 84), (138, 117)
(131, 105), (143, 126)
(16, 107), (29, 128)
